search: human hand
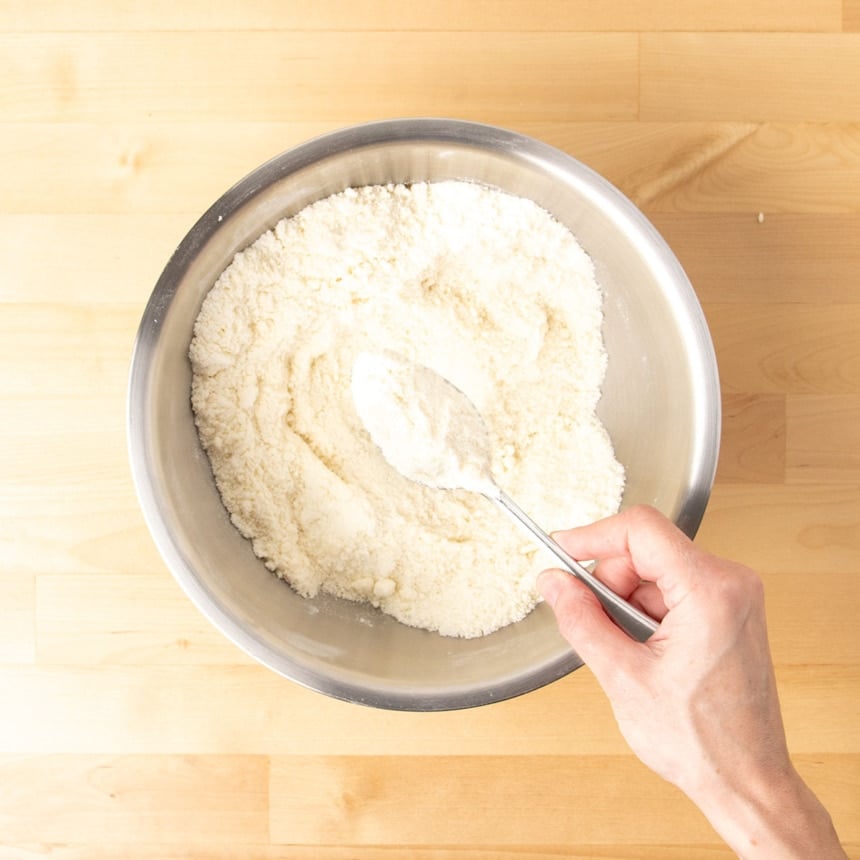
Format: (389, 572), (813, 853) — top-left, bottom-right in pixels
(537, 505), (846, 859)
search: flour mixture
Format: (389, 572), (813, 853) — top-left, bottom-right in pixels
(189, 181), (624, 638)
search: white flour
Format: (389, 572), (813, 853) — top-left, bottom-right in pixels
(190, 181), (624, 638)
(351, 351), (497, 496)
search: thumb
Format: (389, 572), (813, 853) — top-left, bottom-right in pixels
(538, 569), (644, 683)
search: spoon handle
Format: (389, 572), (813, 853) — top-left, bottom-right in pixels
(492, 489), (658, 643)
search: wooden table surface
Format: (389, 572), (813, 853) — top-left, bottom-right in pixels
(2, 3), (859, 857)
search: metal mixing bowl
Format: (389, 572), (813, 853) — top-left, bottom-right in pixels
(128, 118), (720, 711)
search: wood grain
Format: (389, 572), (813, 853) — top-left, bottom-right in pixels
(0, 574), (34, 664)
(0, 0), (842, 32)
(2, 3), (859, 857)
(705, 303), (860, 394)
(4, 123), (860, 217)
(652, 214), (860, 302)
(717, 394), (785, 483)
(696, 483), (860, 573)
(0, 307), (147, 578)
(640, 123), (860, 214)
(0, 844), (745, 860)
(0, 214), (197, 304)
(0, 754), (268, 843)
(847, 0), (860, 30)
(0, 304), (134, 398)
(268, 754), (860, 845)
(0, 665), (627, 756)
(786, 395), (860, 483)
(640, 34), (860, 121)
(0, 123), (341, 216)
(2, 663), (856, 757)
(35, 573), (255, 665)
(763, 574), (860, 666)
(0, 32), (638, 123)
(268, 754), (713, 846)
(0, 390), (154, 579)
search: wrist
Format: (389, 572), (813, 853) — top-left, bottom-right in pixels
(690, 762), (845, 859)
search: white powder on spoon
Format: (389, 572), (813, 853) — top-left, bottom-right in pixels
(351, 351), (498, 497)
(189, 180), (624, 638)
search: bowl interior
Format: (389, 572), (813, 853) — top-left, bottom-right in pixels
(129, 121), (719, 710)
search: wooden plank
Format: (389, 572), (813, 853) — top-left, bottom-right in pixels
(0, 843), (741, 859)
(697, 483), (860, 574)
(525, 123), (860, 215)
(717, 394), (785, 484)
(0, 502), (160, 581)
(0, 120), (695, 216)
(0, 665), (626, 756)
(0, 574), (34, 663)
(0, 385), (160, 579)
(0, 0), (842, 32)
(0, 492), (160, 577)
(778, 667), (860, 755)
(0, 306), (135, 564)
(4, 123), (859, 217)
(847, 0), (860, 30)
(640, 34), (860, 121)
(0, 304), (162, 577)
(704, 303), (860, 395)
(0, 304), (136, 399)
(268, 754), (712, 846)
(0, 461), (160, 580)
(0, 32), (638, 123)
(0, 4), (857, 859)
(0, 393), (160, 580)
(651, 214), (860, 303)
(2, 392), (124, 441)
(0, 214), (196, 305)
(640, 123), (860, 214)
(764, 573), (860, 666)
(761, 570), (860, 668)
(786, 394), (860, 483)
(0, 664), (855, 756)
(268, 754), (860, 845)
(0, 754), (268, 844)
(0, 122), (341, 216)
(35, 573), (255, 665)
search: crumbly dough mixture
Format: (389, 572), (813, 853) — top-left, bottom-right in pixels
(351, 351), (497, 496)
(189, 181), (624, 638)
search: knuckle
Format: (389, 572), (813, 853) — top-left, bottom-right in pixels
(626, 503), (662, 527)
(711, 561), (764, 616)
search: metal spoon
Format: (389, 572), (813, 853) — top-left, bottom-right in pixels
(352, 351), (659, 643)
(490, 487), (657, 642)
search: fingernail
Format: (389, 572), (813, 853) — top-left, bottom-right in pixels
(537, 570), (562, 608)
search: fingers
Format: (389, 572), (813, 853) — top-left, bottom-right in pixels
(584, 557), (668, 621)
(584, 554), (641, 600)
(625, 580), (668, 622)
(553, 505), (700, 609)
(537, 569), (645, 682)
